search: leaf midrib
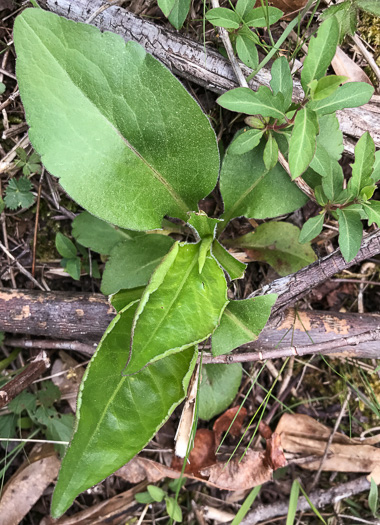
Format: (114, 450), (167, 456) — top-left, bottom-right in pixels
(224, 308), (258, 340)
(23, 17), (190, 215)
(129, 246), (200, 365)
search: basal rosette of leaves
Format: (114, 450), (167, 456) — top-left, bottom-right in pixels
(13, 8), (282, 517)
(13, 5), (378, 518)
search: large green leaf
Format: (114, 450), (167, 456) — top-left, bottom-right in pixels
(101, 234), (174, 295)
(14, 9), (219, 231)
(166, 0), (191, 29)
(348, 132), (375, 197)
(205, 7), (241, 28)
(72, 212), (137, 255)
(126, 242), (228, 374)
(212, 295), (277, 356)
(311, 75), (347, 101)
(236, 0), (255, 18)
(227, 221), (317, 276)
(289, 108), (319, 179)
(301, 17), (339, 91)
(228, 128), (264, 155)
(315, 114), (343, 161)
(198, 363), (242, 421)
(236, 34), (259, 70)
(217, 86), (286, 119)
(270, 56), (293, 110)
(220, 141), (307, 226)
(308, 82), (374, 116)
(337, 206), (363, 262)
(51, 301), (197, 518)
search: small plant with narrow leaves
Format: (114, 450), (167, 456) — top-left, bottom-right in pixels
(13, 5), (377, 519)
(206, 1), (283, 70)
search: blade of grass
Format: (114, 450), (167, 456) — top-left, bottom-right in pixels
(286, 479), (300, 525)
(232, 485), (261, 525)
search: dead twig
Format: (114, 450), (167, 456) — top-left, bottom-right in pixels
(0, 351), (50, 409)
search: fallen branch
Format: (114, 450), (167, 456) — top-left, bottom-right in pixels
(252, 228), (380, 314)
(239, 476), (371, 525)
(203, 329), (380, 364)
(38, 0), (380, 152)
(0, 351), (50, 409)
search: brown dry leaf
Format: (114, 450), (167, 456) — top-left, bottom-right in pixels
(172, 428), (216, 475)
(40, 482), (148, 525)
(276, 413), (380, 472)
(0, 444), (60, 525)
(265, 433), (288, 470)
(116, 456), (179, 484)
(332, 47), (372, 86)
(255, 0), (308, 17)
(213, 406), (247, 445)
(52, 351), (85, 412)
(200, 449), (273, 490)
(258, 421), (273, 440)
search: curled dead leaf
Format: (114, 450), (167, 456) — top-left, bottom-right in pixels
(276, 413), (380, 472)
(332, 47), (372, 86)
(172, 428), (216, 475)
(213, 406), (247, 445)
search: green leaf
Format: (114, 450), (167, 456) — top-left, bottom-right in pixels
(311, 75), (348, 101)
(308, 82), (374, 115)
(14, 9), (219, 231)
(299, 213), (325, 243)
(62, 257), (81, 281)
(289, 108), (319, 179)
(188, 211), (221, 239)
(236, 34), (258, 69)
(356, 0), (380, 16)
(55, 233), (77, 259)
(220, 140), (307, 226)
(165, 496), (183, 522)
(217, 86), (286, 119)
(317, 114), (344, 161)
(45, 413), (74, 456)
(37, 381), (61, 408)
(372, 150), (380, 182)
(287, 480), (300, 525)
(232, 486), (261, 525)
(0, 82), (5, 95)
(9, 391), (36, 415)
(359, 184), (376, 201)
(51, 301), (197, 518)
(72, 212), (137, 255)
(205, 7), (241, 28)
(321, 161), (344, 201)
(348, 132), (375, 197)
(320, 2), (355, 42)
(361, 201), (380, 228)
(110, 287), (146, 312)
(368, 478), (379, 518)
(243, 6), (283, 27)
(135, 491), (155, 504)
(229, 221), (317, 276)
(127, 242), (227, 374)
(147, 484), (166, 502)
(263, 133), (278, 171)
(212, 295), (277, 356)
(167, 0), (191, 30)
(211, 239), (247, 280)
(198, 363), (242, 421)
(310, 144), (336, 177)
(301, 17), (339, 91)
(101, 234), (174, 295)
(4, 176), (34, 210)
(157, 0), (175, 17)
(228, 128), (263, 155)
(270, 56), (293, 110)
(236, 0), (255, 18)
(337, 207), (363, 262)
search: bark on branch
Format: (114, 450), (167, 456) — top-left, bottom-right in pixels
(38, 0), (380, 153)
